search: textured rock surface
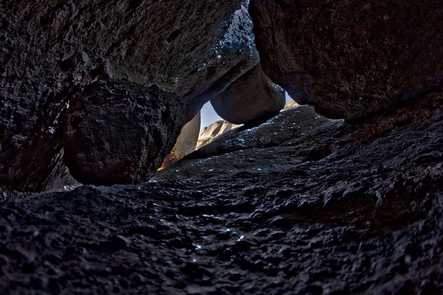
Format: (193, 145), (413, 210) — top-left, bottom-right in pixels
(211, 64), (285, 124)
(157, 105), (345, 182)
(64, 81), (183, 185)
(1, 1), (443, 293)
(1, 92), (442, 294)
(249, 0), (443, 119)
(3, 0), (443, 191)
(0, 0), (257, 191)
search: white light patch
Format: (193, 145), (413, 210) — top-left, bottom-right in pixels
(200, 101), (222, 128)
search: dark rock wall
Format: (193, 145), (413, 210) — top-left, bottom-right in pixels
(249, 0), (443, 119)
(0, 0), (258, 191)
(2, 0), (442, 190)
(2, 1), (248, 94)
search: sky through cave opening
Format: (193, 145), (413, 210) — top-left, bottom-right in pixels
(200, 91), (294, 129)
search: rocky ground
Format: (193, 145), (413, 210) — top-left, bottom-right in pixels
(1, 93), (442, 294)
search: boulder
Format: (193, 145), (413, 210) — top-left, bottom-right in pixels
(64, 81), (183, 185)
(249, 0), (443, 119)
(211, 64), (286, 124)
(0, 0), (258, 191)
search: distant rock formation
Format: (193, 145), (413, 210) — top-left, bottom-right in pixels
(282, 99), (298, 111)
(197, 120), (241, 149)
(160, 117), (240, 168)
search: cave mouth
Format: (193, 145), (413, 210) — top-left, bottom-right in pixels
(200, 91), (295, 129)
(159, 90), (298, 170)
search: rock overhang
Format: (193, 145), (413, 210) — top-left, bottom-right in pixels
(0, 0), (267, 190)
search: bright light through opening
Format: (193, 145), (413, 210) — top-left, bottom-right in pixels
(199, 92), (294, 129)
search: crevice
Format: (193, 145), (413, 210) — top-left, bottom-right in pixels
(166, 29), (181, 43)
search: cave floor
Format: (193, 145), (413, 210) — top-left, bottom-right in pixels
(1, 104), (442, 294)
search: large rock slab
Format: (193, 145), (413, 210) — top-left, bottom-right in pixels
(249, 0), (443, 119)
(156, 105), (345, 180)
(211, 64), (285, 124)
(0, 0), (257, 191)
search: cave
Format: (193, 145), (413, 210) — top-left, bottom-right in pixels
(1, 1), (442, 294)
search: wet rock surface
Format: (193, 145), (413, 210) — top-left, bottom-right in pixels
(1, 93), (442, 294)
(250, 0), (443, 119)
(0, 0), (256, 190)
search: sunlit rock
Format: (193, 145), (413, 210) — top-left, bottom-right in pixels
(197, 120), (241, 149)
(159, 112), (201, 170)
